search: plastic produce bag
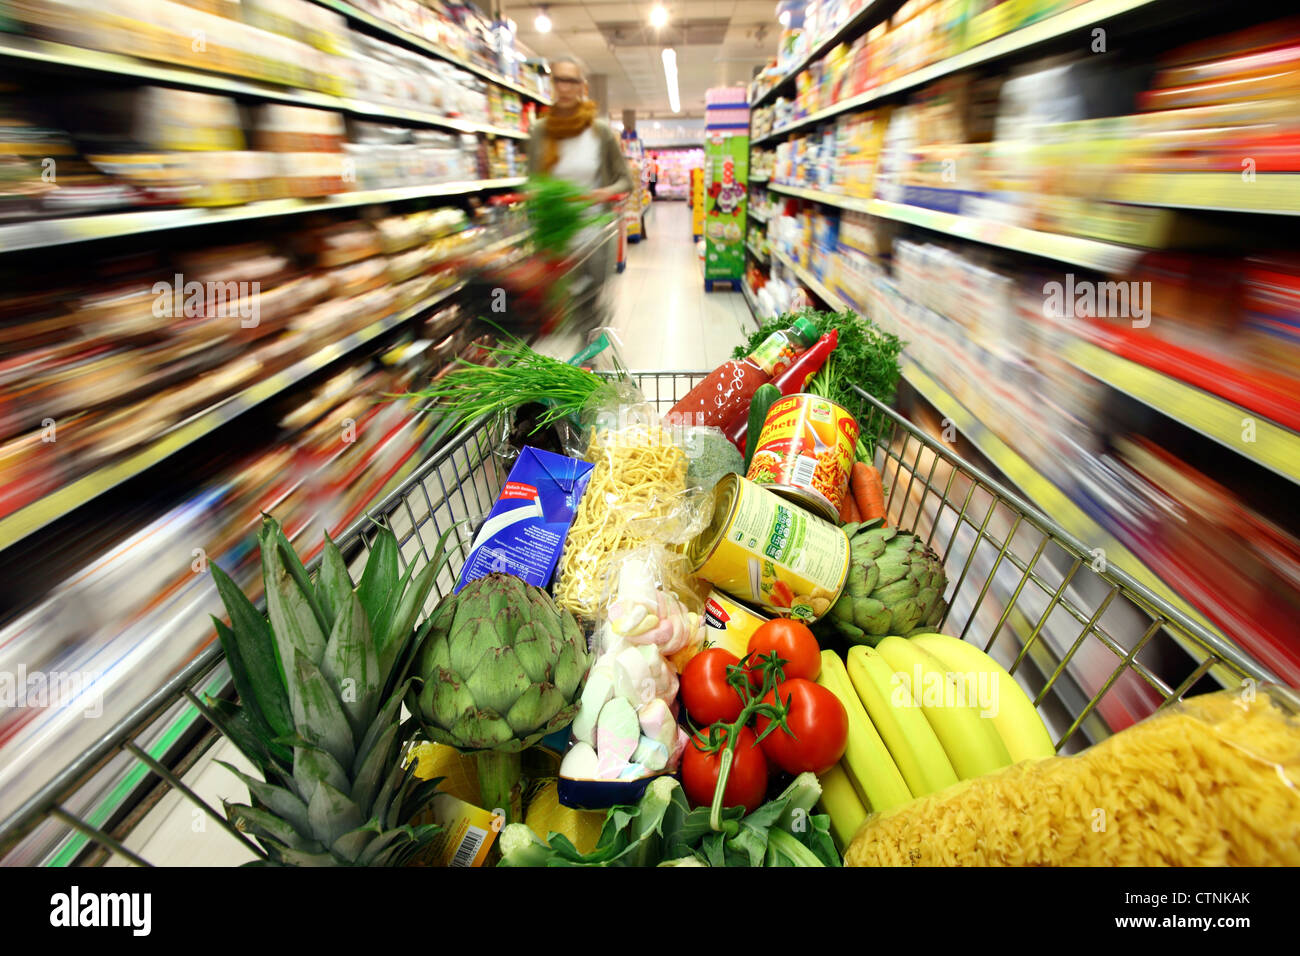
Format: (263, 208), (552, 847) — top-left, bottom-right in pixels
(553, 388), (708, 619)
(558, 549), (703, 804)
(846, 685), (1300, 867)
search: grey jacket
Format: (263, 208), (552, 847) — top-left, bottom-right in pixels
(526, 118), (633, 196)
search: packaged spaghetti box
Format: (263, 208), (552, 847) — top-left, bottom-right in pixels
(455, 446), (594, 592)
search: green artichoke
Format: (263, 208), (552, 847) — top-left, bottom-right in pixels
(826, 519), (948, 645)
(408, 573), (590, 820)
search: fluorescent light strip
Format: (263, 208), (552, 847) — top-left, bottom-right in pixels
(662, 47), (680, 113)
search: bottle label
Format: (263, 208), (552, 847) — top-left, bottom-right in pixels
(749, 330), (801, 376)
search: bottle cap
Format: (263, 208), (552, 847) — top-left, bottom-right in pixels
(790, 316), (819, 346)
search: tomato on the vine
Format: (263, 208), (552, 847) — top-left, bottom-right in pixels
(680, 726), (768, 813)
(746, 619), (821, 686)
(753, 678), (848, 775)
(680, 647), (744, 725)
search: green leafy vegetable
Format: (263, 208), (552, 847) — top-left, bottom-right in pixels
(734, 308), (903, 459)
(397, 330), (621, 446)
(497, 774), (841, 867)
(526, 174), (615, 254)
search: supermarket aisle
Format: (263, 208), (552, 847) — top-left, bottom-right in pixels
(538, 201), (755, 369)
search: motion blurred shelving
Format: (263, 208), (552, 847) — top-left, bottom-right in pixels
(307, 0), (551, 103)
(768, 183), (1145, 272)
(0, 35), (532, 139)
(754, 0), (1164, 145)
(0, 178), (526, 254)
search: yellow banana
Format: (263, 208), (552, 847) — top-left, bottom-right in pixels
(877, 636), (1013, 780)
(846, 645), (959, 797)
(910, 632), (1056, 762)
(817, 763), (867, 851)
(816, 650), (913, 813)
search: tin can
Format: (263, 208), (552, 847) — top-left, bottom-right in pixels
(746, 393), (859, 522)
(702, 589), (770, 658)
(690, 474), (849, 622)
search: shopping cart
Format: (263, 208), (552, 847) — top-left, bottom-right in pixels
(0, 372), (1281, 866)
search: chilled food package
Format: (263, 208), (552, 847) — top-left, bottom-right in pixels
(689, 473), (849, 622)
(455, 446), (595, 593)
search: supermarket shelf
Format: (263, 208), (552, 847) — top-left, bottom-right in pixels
(309, 0), (551, 103)
(741, 280), (761, 317)
(755, 0), (1161, 144)
(747, 240), (768, 264)
(1106, 172), (1300, 215)
(0, 280), (469, 553)
(1062, 339), (1300, 486)
(0, 178), (526, 254)
(899, 355), (1243, 665)
(771, 247), (851, 312)
(749, 207), (769, 223)
(750, 175), (770, 183)
(0, 35), (531, 139)
(768, 183), (1143, 272)
(749, 0), (887, 110)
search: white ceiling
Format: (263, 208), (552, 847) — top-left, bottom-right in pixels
(507, 1), (780, 117)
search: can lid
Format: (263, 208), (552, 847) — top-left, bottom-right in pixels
(789, 316), (820, 346)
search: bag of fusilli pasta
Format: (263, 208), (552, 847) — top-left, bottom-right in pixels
(845, 685), (1300, 866)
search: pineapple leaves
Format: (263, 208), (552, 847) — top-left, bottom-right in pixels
(320, 590), (380, 744)
(199, 696), (285, 779)
(357, 526), (400, 625)
(371, 557), (418, 676)
(267, 519), (332, 637)
(218, 761), (311, 837)
(354, 679), (412, 778)
(210, 563), (293, 742)
(290, 651), (355, 773)
(264, 528), (328, 679)
(330, 820), (383, 864)
(293, 745), (351, 810)
(316, 532), (354, 628)
(307, 780), (364, 848)
(225, 802), (323, 854)
(351, 724), (399, 816)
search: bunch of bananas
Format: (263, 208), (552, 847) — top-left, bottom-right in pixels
(812, 632), (1055, 847)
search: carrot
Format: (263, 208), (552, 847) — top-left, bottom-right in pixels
(838, 487), (861, 525)
(852, 462), (886, 523)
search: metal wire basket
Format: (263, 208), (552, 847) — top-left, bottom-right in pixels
(0, 371), (1280, 866)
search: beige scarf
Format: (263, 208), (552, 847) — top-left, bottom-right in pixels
(541, 98), (598, 173)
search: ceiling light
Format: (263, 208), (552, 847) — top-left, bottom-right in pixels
(778, 10), (790, 26)
(535, 7), (551, 32)
(650, 4), (669, 29)
(662, 47), (680, 114)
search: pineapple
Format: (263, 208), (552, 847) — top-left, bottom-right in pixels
(204, 516), (448, 866)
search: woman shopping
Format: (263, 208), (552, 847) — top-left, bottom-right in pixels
(527, 57), (632, 334)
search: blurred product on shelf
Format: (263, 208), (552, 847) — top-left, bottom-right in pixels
(645, 149), (700, 201)
(0, 317), (497, 817)
(2, 0), (543, 125)
(0, 84), (522, 221)
(0, 205), (503, 522)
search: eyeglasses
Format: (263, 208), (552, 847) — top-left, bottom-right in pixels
(553, 76), (583, 86)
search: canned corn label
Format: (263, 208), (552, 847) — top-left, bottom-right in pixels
(703, 590), (770, 658)
(747, 394), (859, 520)
(693, 475), (849, 622)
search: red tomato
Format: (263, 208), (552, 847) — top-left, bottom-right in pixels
(754, 678), (848, 775)
(680, 648), (744, 725)
(746, 619), (821, 686)
(680, 726), (769, 813)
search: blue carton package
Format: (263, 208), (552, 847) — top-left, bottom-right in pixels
(455, 446), (594, 593)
